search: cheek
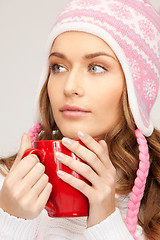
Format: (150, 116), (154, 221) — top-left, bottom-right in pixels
(95, 84), (123, 120)
(97, 83), (123, 106)
(47, 79), (57, 105)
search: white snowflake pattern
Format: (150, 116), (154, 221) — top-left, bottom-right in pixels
(143, 79), (157, 101)
(138, 19), (155, 41)
(128, 58), (141, 82)
(108, 3), (133, 20)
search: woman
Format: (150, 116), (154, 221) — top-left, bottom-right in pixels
(0, 0), (160, 239)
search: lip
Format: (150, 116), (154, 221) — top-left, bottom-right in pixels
(60, 105), (91, 118)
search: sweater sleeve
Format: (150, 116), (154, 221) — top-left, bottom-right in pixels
(83, 208), (135, 240)
(0, 208), (42, 240)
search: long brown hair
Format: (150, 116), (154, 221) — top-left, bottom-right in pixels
(0, 76), (160, 239)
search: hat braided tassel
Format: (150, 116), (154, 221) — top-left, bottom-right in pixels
(126, 129), (150, 239)
(28, 123), (42, 146)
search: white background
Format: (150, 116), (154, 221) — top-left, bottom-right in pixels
(0, 0), (160, 157)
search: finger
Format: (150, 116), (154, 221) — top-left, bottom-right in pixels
(36, 183), (52, 210)
(10, 133), (32, 172)
(61, 135), (111, 176)
(56, 151), (116, 192)
(21, 162), (45, 190)
(62, 137), (103, 174)
(78, 131), (111, 167)
(78, 132), (113, 169)
(56, 152), (100, 187)
(99, 140), (109, 154)
(57, 170), (93, 200)
(9, 154), (39, 180)
(30, 173), (50, 198)
(99, 140), (115, 169)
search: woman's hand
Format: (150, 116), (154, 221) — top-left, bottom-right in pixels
(56, 131), (116, 228)
(0, 133), (52, 219)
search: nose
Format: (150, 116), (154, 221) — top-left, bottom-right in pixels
(63, 67), (84, 97)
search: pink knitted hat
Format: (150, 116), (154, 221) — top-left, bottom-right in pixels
(34, 0), (160, 137)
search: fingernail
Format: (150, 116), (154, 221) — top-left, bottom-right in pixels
(56, 152), (64, 160)
(78, 131), (86, 138)
(62, 137), (72, 145)
(57, 170), (65, 177)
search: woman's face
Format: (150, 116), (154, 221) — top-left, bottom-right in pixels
(48, 31), (124, 139)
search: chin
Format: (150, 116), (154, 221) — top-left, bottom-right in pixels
(60, 129), (79, 139)
(59, 127), (102, 140)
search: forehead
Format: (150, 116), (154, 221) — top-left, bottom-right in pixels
(50, 31), (117, 59)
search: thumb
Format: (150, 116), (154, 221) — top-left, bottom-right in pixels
(10, 133), (32, 172)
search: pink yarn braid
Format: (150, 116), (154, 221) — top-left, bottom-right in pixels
(126, 129), (150, 239)
(28, 123), (42, 146)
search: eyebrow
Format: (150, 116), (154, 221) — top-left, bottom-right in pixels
(49, 51), (116, 61)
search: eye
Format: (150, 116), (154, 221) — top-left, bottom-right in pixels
(50, 64), (67, 74)
(89, 64), (107, 74)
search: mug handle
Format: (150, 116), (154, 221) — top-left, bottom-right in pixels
(21, 148), (45, 162)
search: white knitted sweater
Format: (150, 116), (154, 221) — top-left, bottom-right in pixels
(0, 172), (145, 240)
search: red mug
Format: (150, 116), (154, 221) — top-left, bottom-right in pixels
(22, 139), (91, 217)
